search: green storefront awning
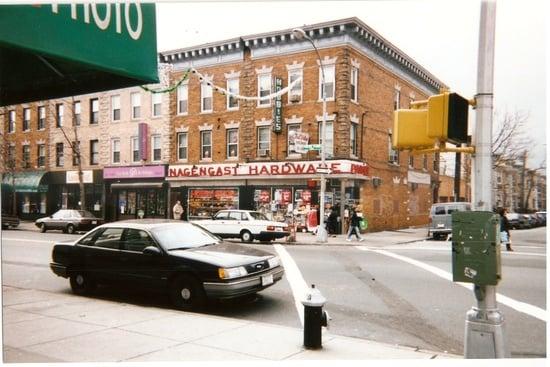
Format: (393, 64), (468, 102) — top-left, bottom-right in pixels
(0, 4), (158, 106)
(2, 171), (48, 193)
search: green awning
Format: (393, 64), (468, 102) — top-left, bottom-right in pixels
(2, 171), (47, 193)
(0, 4), (158, 106)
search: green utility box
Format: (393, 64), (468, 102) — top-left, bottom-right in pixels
(452, 211), (501, 285)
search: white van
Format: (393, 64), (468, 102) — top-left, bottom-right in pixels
(428, 202), (471, 240)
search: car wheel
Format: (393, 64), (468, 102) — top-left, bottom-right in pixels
(170, 275), (206, 311)
(70, 272), (96, 295)
(40, 223), (47, 233)
(67, 224), (76, 234)
(240, 230), (253, 243)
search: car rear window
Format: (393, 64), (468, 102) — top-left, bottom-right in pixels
(76, 210), (95, 218)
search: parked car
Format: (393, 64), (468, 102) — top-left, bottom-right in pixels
(522, 214), (536, 228)
(535, 211), (546, 226)
(49, 220), (284, 310)
(505, 212), (522, 229)
(428, 202), (471, 240)
(35, 209), (103, 234)
(192, 210), (290, 243)
(1, 211), (20, 229)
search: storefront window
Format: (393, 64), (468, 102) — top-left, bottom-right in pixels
(188, 188), (239, 219)
(118, 191), (128, 214)
(40, 193), (47, 214)
(253, 189), (272, 216)
(127, 192), (136, 215)
(22, 194), (30, 213)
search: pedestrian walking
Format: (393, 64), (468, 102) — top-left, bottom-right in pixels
(327, 207), (338, 237)
(173, 200), (183, 220)
(346, 208), (364, 242)
(497, 207), (513, 251)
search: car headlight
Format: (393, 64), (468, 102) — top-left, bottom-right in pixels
(218, 266), (248, 279)
(268, 256), (280, 268)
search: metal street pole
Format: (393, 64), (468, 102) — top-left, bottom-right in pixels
(292, 28), (328, 242)
(467, 0), (509, 358)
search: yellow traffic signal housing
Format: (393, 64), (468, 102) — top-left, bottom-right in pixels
(392, 109), (435, 149)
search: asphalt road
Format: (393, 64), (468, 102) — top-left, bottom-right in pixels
(1, 225), (546, 358)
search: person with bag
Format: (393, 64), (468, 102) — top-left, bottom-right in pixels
(173, 200), (184, 220)
(346, 207), (364, 242)
(497, 207), (513, 251)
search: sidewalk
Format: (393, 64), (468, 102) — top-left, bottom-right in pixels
(2, 285), (458, 362)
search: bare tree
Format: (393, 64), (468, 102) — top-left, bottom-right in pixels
(492, 110), (532, 167)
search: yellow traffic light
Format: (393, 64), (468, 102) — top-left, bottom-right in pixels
(392, 109), (434, 149)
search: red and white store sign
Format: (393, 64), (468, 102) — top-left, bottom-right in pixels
(167, 160), (368, 179)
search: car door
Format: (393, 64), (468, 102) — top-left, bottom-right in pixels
(207, 211), (229, 236)
(80, 227), (125, 283)
(118, 228), (167, 289)
(227, 211), (244, 236)
(49, 210), (65, 230)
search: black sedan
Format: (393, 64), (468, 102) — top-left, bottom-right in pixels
(1, 211), (20, 229)
(49, 220), (284, 310)
(35, 209), (103, 234)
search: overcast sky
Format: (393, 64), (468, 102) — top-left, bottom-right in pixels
(156, 0), (547, 169)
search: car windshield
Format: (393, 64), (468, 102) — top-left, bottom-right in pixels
(151, 223), (222, 250)
(249, 212), (269, 220)
(76, 210), (95, 218)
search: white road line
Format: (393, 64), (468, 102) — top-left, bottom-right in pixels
(274, 244), (309, 327)
(385, 246), (546, 257)
(356, 246), (547, 322)
(1, 238), (54, 244)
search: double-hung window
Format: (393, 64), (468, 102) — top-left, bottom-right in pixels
(227, 129), (238, 159)
(287, 124), (301, 156)
(8, 110), (15, 133)
(258, 74), (271, 107)
(38, 106), (45, 130)
(177, 84), (188, 115)
(394, 89), (401, 110)
(23, 108), (30, 131)
(201, 82), (213, 113)
(56, 104), (64, 127)
(37, 144), (46, 168)
(350, 123), (358, 157)
(74, 101), (81, 126)
(177, 132), (188, 160)
(201, 131), (212, 160)
(318, 121), (334, 157)
(257, 126), (270, 156)
(388, 133), (399, 164)
(288, 69), (303, 103)
(131, 92), (141, 119)
(409, 155), (414, 168)
(319, 64), (335, 100)
(56, 143), (64, 167)
(112, 139), (121, 163)
(351, 66), (359, 102)
(111, 95), (121, 121)
(90, 98), (99, 124)
(22, 145), (30, 168)
(131, 137), (140, 162)
(72, 141), (80, 166)
(90, 139), (99, 165)
(227, 78), (239, 110)
(7, 146), (15, 168)
(151, 135), (161, 161)
(152, 93), (162, 117)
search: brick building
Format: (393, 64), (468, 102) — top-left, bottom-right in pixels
(160, 17), (444, 231)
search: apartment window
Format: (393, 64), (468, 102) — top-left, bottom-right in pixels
(318, 121), (334, 157)
(23, 108), (30, 131)
(151, 135), (161, 161)
(90, 139), (99, 165)
(288, 69), (303, 103)
(257, 126), (271, 156)
(111, 95), (121, 121)
(201, 130), (212, 160)
(350, 123), (358, 157)
(72, 141), (80, 166)
(177, 84), (188, 115)
(227, 129), (238, 158)
(258, 74), (271, 107)
(409, 155), (414, 168)
(22, 145), (30, 168)
(351, 66), (359, 102)
(56, 104), (64, 127)
(90, 98), (99, 124)
(131, 137), (140, 162)
(177, 132), (188, 160)
(37, 144), (46, 168)
(394, 89), (401, 110)
(388, 133), (399, 164)
(56, 143), (64, 167)
(8, 110), (15, 133)
(7, 145), (15, 168)
(131, 92), (141, 119)
(423, 154), (428, 170)
(201, 82), (213, 112)
(112, 139), (121, 163)
(319, 64), (335, 100)
(433, 153), (440, 172)
(227, 78), (239, 109)
(38, 106), (45, 130)
(151, 93), (162, 117)
(287, 124), (301, 156)
(74, 101), (81, 126)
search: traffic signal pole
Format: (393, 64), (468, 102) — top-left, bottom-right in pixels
(466, 0), (509, 358)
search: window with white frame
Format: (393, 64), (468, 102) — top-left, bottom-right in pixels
(23, 108), (30, 131)
(56, 104), (63, 127)
(257, 126), (270, 156)
(151, 135), (161, 161)
(258, 74), (271, 107)
(201, 82), (213, 112)
(56, 143), (64, 167)
(351, 66), (359, 102)
(177, 132), (188, 160)
(227, 129), (238, 158)
(350, 122), (358, 157)
(8, 110), (15, 133)
(112, 139), (121, 163)
(90, 98), (99, 124)
(151, 92), (162, 117)
(319, 64), (335, 100)
(111, 95), (121, 121)
(37, 144), (46, 168)
(74, 101), (81, 126)
(131, 137), (140, 162)
(393, 89), (401, 110)
(287, 124), (301, 156)
(227, 78), (239, 109)
(201, 130), (212, 160)
(131, 92), (141, 119)
(177, 84), (188, 115)
(90, 139), (99, 165)
(38, 106), (45, 130)
(388, 133), (399, 164)
(288, 69), (302, 103)
(318, 121), (334, 157)
(22, 145), (30, 168)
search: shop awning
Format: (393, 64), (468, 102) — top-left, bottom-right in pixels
(2, 171), (48, 193)
(0, 4), (158, 106)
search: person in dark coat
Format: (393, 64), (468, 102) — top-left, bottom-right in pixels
(497, 207), (513, 251)
(346, 207), (364, 241)
(327, 206), (338, 236)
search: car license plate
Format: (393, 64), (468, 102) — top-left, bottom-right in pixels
(261, 274), (274, 286)
(92, 221), (97, 224)
(276, 227), (283, 231)
(437, 223), (444, 228)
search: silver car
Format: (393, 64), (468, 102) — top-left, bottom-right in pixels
(428, 202), (471, 240)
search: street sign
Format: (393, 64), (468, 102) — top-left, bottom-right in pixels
(316, 166), (331, 174)
(304, 144), (322, 151)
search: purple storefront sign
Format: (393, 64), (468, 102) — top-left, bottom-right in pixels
(103, 165), (165, 179)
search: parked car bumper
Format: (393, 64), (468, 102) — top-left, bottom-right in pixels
(257, 231), (290, 240)
(2, 219), (19, 228)
(202, 266), (284, 299)
(50, 262), (68, 278)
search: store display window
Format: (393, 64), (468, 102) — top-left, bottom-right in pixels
(188, 188), (239, 220)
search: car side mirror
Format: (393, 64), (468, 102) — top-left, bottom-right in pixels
(143, 246), (161, 256)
